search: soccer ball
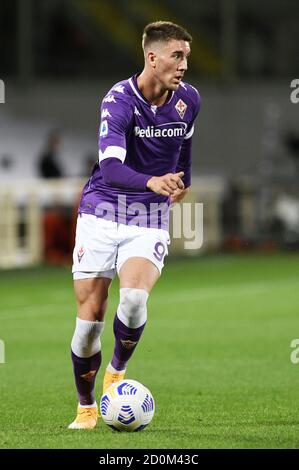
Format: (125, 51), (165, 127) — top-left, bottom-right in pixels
(100, 379), (155, 432)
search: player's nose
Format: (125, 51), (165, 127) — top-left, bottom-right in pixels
(178, 57), (188, 72)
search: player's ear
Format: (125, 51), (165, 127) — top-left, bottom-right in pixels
(147, 51), (157, 68)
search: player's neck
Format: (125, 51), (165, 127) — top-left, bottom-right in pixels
(137, 72), (170, 107)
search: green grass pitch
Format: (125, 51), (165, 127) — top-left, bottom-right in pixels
(0, 253), (299, 449)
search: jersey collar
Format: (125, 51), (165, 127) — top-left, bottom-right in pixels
(129, 74), (175, 108)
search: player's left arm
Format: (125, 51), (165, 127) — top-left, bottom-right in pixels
(171, 88), (201, 205)
(170, 136), (192, 204)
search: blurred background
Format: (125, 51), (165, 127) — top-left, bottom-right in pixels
(0, 0), (299, 267)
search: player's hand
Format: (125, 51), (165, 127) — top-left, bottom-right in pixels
(170, 187), (190, 205)
(146, 172), (185, 196)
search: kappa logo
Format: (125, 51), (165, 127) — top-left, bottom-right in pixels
(134, 106), (141, 116)
(103, 94), (116, 103)
(112, 85), (125, 94)
(77, 245), (85, 263)
(100, 120), (108, 137)
(101, 108), (112, 118)
(120, 339), (138, 349)
(80, 370), (97, 382)
(175, 99), (187, 119)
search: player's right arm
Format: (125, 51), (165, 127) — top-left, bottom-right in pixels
(98, 88), (184, 195)
(146, 172), (185, 196)
(101, 158), (184, 196)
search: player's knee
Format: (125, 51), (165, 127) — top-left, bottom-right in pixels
(118, 288), (148, 328)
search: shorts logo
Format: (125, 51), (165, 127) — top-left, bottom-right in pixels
(121, 339), (138, 349)
(100, 120), (108, 137)
(77, 246), (85, 263)
(175, 99), (187, 119)
(80, 370), (97, 382)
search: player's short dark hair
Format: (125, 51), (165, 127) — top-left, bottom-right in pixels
(142, 21), (192, 50)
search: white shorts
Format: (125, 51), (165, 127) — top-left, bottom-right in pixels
(72, 214), (170, 280)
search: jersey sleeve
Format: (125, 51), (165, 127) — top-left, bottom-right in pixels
(184, 88), (202, 141)
(100, 157), (152, 191)
(175, 138), (192, 187)
(176, 88), (202, 187)
(98, 92), (132, 163)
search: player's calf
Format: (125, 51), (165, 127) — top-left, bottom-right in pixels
(103, 288), (148, 392)
(69, 318), (104, 428)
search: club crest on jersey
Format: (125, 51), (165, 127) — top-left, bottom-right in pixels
(77, 246), (85, 263)
(175, 99), (187, 119)
(120, 339), (138, 349)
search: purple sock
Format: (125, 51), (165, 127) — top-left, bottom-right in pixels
(111, 314), (146, 371)
(71, 350), (101, 406)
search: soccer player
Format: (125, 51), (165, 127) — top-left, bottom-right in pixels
(68, 21), (201, 429)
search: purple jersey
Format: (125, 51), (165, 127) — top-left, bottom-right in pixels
(79, 74), (201, 230)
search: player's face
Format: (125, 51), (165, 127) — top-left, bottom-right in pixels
(152, 39), (191, 91)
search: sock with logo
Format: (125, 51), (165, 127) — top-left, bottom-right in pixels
(71, 351), (101, 406)
(71, 318), (104, 406)
(110, 313), (146, 371)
